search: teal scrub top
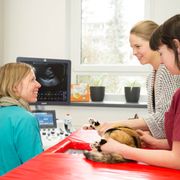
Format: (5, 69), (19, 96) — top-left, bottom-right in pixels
(0, 106), (43, 176)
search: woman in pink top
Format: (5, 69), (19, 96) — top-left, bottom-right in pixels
(99, 14), (180, 169)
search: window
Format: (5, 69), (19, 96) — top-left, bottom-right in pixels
(69, 0), (151, 96)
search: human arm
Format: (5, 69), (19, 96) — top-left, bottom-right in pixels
(144, 65), (180, 139)
(97, 117), (148, 136)
(136, 129), (170, 149)
(82, 117), (149, 136)
(101, 138), (180, 169)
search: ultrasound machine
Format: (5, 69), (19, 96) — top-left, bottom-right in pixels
(32, 110), (66, 149)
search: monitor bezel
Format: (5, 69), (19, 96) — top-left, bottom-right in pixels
(16, 57), (71, 105)
(32, 110), (57, 129)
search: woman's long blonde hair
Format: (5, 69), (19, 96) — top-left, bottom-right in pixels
(0, 62), (33, 99)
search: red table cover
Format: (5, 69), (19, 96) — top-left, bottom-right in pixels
(1, 129), (180, 180)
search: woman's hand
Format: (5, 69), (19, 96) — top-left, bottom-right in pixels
(100, 138), (126, 153)
(136, 129), (169, 149)
(82, 121), (114, 134)
(136, 129), (158, 148)
(97, 122), (114, 136)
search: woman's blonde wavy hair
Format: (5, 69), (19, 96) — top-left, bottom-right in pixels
(0, 62), (33, 99)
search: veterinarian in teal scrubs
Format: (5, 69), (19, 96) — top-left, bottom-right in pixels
(0, 63), (43, 176)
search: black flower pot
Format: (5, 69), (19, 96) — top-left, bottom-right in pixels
(90, 86), (105, 102)
(124, 87), (140, 103)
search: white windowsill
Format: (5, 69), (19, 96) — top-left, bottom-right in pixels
(70, 94), (147, 108)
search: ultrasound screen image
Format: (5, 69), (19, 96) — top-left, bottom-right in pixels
(35, 63), (68, 102)
(38, 66), (61, 87)
(17, 57), (71, 105)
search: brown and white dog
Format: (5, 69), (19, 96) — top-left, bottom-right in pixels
(83, 118), (141, 163)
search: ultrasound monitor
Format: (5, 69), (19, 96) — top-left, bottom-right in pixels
(16, 57), (71, 105)
(32, 110), (57, 129)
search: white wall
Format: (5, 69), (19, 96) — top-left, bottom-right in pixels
(31, 105), (149, 129)
(1, 0), (179, 128)
(3, 0), (69, 63)
(149, 0), (180, 24)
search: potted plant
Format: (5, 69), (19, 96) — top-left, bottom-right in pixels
(124, 80), (141, 103)
(89, 76), (105, 102)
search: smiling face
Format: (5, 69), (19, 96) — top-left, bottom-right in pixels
(129, 34), (157, 65)
(15, 69), (41, 103)
(158, 44), (180, 75)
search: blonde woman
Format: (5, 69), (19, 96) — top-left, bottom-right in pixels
(84, 20), (180, 139)
(0, 63), (43, 176)
(100, 14), (180, 169)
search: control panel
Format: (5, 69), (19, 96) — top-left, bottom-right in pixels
(40, 127), (66, 149)
(32, 110), (75, 149)
(40, 119), (75, 150)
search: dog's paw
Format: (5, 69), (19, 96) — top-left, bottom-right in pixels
(89, 118), (100, 129)
(90, 141), (99, 150)
(99, 139), (107, 145)
(89, 118), (95, 124)
(90, 139), (107, 152)
(89, 118), (96, 129)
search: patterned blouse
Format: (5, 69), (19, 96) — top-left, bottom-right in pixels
(145, 64), (180, 138)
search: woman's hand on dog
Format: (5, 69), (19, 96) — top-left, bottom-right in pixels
(82, 121), (113, 135)
(136, 129), (157, 148)
(97, 122), (114, 136)
(136, 129), (170, 149)
(100, 138), (126, 153)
